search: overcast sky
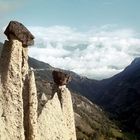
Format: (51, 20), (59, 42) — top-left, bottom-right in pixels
(0, 0), (140, 79)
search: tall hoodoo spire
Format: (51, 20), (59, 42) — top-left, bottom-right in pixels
(0, 21), (35, 140)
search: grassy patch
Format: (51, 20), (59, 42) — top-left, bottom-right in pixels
(110, 128), (123, 138)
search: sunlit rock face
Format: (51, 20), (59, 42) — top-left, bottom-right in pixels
(0, 21), (34, 140)
(38, 71), (76, 140)
(0, 21), (76, 140)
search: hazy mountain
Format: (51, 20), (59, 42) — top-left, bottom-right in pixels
(95, 58), (140, 133)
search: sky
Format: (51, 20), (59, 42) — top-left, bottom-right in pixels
(0, 0), (140, 79)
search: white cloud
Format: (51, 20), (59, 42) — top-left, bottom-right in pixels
(28, 26), (140, 79)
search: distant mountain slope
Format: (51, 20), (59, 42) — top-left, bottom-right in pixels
(96, 58), (140, 133)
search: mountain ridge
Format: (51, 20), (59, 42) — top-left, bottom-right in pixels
(96, 57), (140, 133)
(28, 53), (140, 135)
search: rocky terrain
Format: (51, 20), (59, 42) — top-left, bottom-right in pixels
(0, 39), (123, 140)
(28, 56), (140, 134)
(33, 71), (123, 140)
(0, 21), (76, 140)
(0, 21), (140, 139)
(28, 57), (140, 139)
(0, 36), (125, 140)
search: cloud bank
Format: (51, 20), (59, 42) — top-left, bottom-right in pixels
(24, 26), (140, 79)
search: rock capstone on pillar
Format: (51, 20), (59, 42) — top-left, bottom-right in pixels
(38, 71), (76, 140)
(52, 70), (76, 140)
(0, 21), (35, 140)
(52, 70), (71, 86)
(4, 21), (34, 47)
